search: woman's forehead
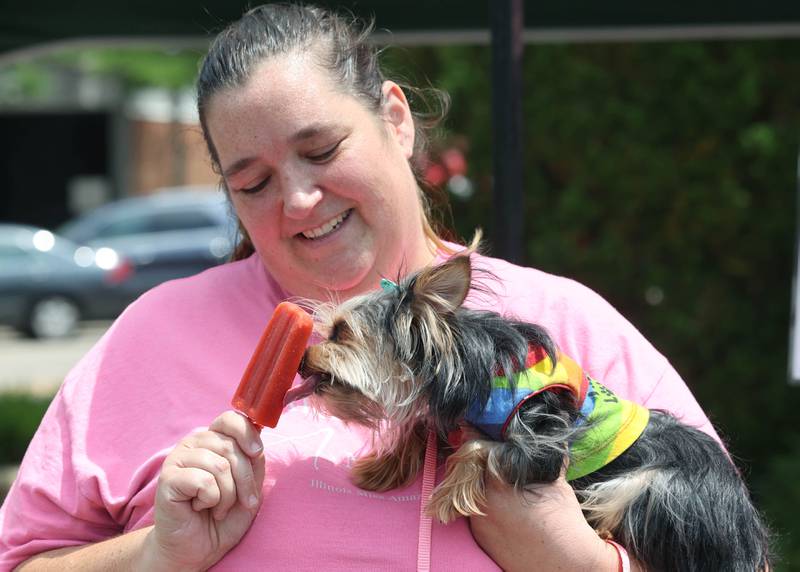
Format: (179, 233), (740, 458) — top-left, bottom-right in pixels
(209, 53), (371, 130)
(233, 53), (332, 110)
(206, 54), (362, 162)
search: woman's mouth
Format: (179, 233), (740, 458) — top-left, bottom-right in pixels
(299, 209), (352, 240)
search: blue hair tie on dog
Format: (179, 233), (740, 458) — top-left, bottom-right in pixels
(380, 278), (399, 292)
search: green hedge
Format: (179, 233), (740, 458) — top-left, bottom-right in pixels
(0, 393), (53, 465)
(386, 40), (800, 569)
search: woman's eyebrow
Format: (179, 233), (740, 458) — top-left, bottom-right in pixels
(290, 122), (341, 143)
(223, 156), (257, 178)
(223, 123), (343, 177)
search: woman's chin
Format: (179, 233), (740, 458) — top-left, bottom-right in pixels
(316, 271), (375, 299)
(284, 263), (376, 300)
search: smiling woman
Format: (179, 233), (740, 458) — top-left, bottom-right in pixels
(0, 4), (754, 572)
(203, 52), (433, 300)
(195, 8), (450, 302)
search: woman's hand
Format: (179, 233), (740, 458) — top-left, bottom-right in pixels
(469, 474), (622, 572)
(142, 411), (266, 571)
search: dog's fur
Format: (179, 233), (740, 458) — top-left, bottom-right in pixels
(294, 254), (771, 571)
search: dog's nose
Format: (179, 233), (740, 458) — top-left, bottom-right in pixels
(299, 354), (311, 378)
(299, 346), (318, 378)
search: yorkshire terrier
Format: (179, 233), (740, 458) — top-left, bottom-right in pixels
(287, 254), (771, 571)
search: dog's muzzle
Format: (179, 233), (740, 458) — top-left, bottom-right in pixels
(284, 352), (329, 406)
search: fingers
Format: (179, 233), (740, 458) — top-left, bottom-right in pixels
(207, 410), (264, 510)
(160, 465), (222, 510)
(173, 448), (237, 519)
(209, 410), (264, 458)
(252, 449), (266, 492)
(187, 432), (260, 513)
(161, 411), (265, 519)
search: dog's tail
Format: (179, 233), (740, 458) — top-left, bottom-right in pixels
(574, 412), (772, 571)
(577, 467), (669, 554)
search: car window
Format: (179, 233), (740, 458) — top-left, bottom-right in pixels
(0, 244), (33, 264)
(150, 210), (218, 232)
(93, 214), (156, 238)
(0, 244), (72, 273)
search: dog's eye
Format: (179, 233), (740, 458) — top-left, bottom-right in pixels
(329, 320), (352, 342)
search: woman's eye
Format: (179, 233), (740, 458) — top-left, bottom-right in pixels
(308, 140), (343, 163)
(238, 177), (270, 195)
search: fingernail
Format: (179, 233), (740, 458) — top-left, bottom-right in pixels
(251, 441), (263, 454)
(247, 494), (259, 508)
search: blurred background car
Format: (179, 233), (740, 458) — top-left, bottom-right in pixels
(56, 186), (238, 300)
(0, 223), (134, 338)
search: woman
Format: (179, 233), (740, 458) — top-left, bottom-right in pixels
(1, 5), (715, 570)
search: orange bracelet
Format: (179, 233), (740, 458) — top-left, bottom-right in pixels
(605, 540), (630, 572)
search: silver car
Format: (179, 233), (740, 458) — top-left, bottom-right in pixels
(56, 187), (238, 302)
(0, 223), (131, 338)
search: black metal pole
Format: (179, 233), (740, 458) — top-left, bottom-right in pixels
(490, 0), (525, 264)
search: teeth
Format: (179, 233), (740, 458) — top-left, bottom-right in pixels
(302, 211), (348, 239)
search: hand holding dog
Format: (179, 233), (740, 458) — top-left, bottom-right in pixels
(141, 411), (266, 571)
(470, 473), (626, 572)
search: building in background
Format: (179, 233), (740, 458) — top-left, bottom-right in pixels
(125, 88), (217, 196)
(0, 59), (217, 230)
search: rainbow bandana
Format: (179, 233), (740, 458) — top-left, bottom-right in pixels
(464, 349), (650, 481)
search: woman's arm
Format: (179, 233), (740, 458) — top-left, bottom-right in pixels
(15, 411), (265, 572)
(17, 527), (159, 572)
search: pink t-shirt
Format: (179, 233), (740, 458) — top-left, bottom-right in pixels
(0, 252), (715, 570)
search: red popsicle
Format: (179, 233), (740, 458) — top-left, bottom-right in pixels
(232, 302), (314, 428)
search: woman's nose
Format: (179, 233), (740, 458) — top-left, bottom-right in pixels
(282, 177), (323, 219)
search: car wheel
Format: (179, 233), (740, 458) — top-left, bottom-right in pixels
(26, 296), (81, 339)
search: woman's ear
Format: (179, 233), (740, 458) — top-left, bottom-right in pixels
(381, 81), (415, 159)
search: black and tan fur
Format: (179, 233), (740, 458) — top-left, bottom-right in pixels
(290, 254), (771, 571)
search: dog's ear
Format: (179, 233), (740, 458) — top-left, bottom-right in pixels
(411, 255), (471, 313)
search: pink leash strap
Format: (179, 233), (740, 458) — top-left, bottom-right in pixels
(417, 429), (438, 572)
(605, 540), (631, 572)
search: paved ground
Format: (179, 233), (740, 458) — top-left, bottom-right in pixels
(0, 322), (111, 395)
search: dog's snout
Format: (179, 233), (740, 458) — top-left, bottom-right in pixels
(299, 352), (311, 378)
(300, 345), (321, 378)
